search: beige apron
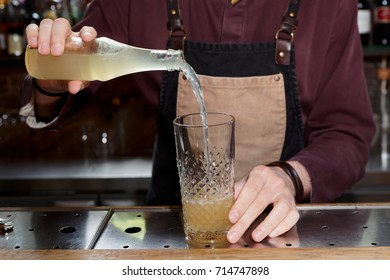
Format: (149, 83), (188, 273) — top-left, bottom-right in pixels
(176, 72), (286, 180)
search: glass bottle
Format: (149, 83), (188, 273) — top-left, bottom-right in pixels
(40, 0), (70, 21)
(376, 57), (390, 169)
(6, 0), (26, 56)
(358, 0), (372, 46)
(69, 0), (87, 25)
(25, 0), (42, 25)
(25, 36), (187, 81)
(374, 0), (390, 46)
(0, 0), (7, 56)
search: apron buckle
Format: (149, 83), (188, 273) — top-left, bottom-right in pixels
(167, 29), (186, 50)
(166, 0), (186, 50)
(275, 28), (294, 66)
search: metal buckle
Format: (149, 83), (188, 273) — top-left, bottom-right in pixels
(168, 28), (186, 50)
(275, 28), (294, 43)
(169, 27), (186, 40)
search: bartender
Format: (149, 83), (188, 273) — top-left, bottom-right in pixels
(20, 0), (375, 244)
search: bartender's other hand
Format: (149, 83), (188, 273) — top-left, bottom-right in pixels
(227, 165), (299, 243)
(25, 18), (97, 94)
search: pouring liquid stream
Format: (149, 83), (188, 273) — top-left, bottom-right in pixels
(180, 64), (212, 177)
(151, 48), (212, 183)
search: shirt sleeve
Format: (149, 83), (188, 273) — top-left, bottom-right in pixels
(292, 1), (376, 202)
(19, 74), (75, 129)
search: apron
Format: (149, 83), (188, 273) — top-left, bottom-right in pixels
(147, 0), (305, 205)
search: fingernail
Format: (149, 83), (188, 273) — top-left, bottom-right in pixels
(82, 30), (92, 38)
(38, 44), (50, 55)
(30, 37), (38, 47)
(227, 230), (239, 243)
(52, 44), (64, 56)
(269, 229), (278, 238)
(253, 230), (265, 242)
(229, 211), (239, 223)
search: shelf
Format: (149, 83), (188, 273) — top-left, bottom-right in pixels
(363, 45), (390, 57)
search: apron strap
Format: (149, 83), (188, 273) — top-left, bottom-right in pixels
(275, 0), (301, 65)
(166, 0), (186, 50)
(166, 0), (301, 64)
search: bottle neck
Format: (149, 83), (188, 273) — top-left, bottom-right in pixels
(96, 37), (187, 73)
(149, 49), (186, 72)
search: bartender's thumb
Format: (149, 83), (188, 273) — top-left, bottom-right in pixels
(68, 81), (89, 94)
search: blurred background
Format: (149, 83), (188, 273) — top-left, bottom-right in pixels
(0, 0), (156, 206)
(0, 0), (390, 206)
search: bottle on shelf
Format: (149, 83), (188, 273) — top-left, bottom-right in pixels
(69, 0), (87, 25)
(0, 0), (8, 57)
(40, 0), (70, 21)
(358, 0), (372, 46)
(25, 0), (41, 25)
(375, 57), (390, 169)
(25, 36), (188, 81)
(374, 0), (390, 46)
(6, 0), (27, 57)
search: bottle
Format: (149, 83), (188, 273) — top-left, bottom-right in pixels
(374, 0), (390, 46)
(358, 0), (372, 46)
(41, 0), (70, 21)
(6, 0), (26, 56)
(69, 0), (87, 25)
(0, 0), (7, 56)
(25, 37), (187, 81)
(25, 0), (42, 25)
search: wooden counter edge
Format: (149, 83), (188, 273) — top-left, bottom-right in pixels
(1, 247), (390, 260)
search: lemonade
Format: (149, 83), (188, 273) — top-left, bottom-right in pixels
(182, 193), (234, 246)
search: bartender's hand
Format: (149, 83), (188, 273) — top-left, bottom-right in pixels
(227, 161), (311, 243)
(25, 18), (97, 94)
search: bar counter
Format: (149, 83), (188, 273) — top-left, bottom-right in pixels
(1, 203), (390, 260)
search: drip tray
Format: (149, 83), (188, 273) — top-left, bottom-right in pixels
(0, 209), (108, 249)
(293, 205), (390, 248)
(94, 208), (186, 249)
(1, 205), (390, 249)
(238, 205), (390, 248)
(94, 206), (390, 249)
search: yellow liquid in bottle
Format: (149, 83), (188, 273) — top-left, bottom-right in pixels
(25, 42), (183, 81)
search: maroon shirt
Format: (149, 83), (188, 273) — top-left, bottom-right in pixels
(24, 0), (375, 202)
